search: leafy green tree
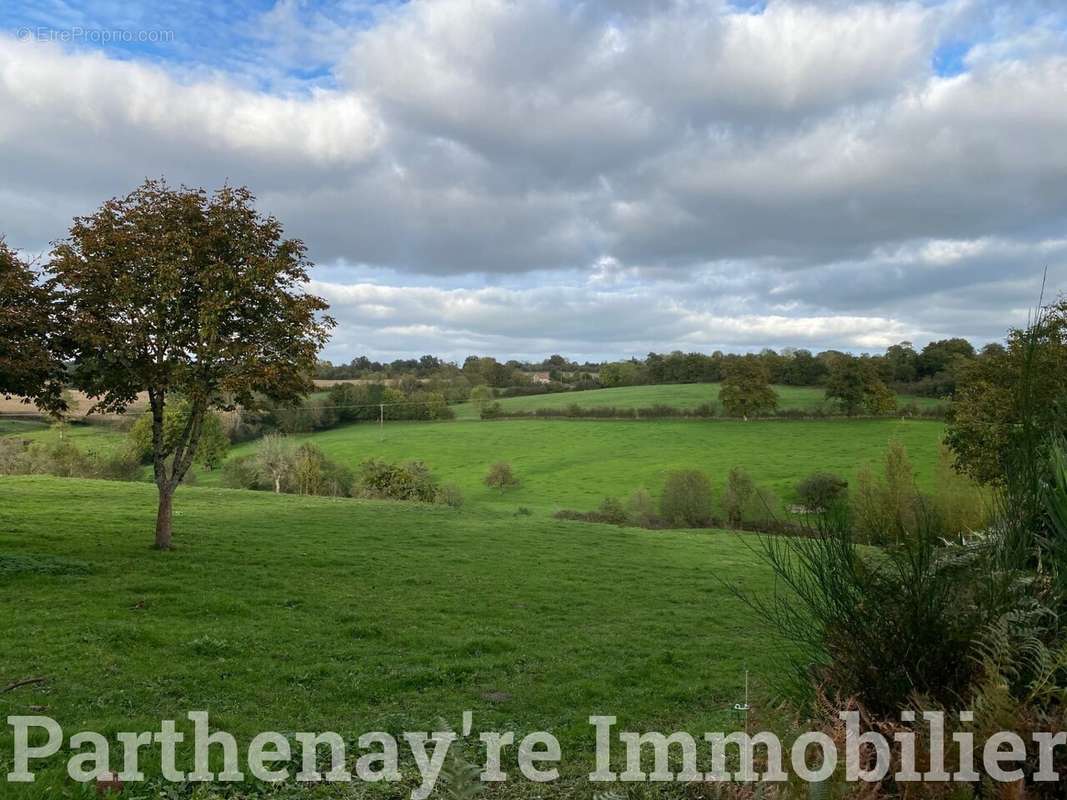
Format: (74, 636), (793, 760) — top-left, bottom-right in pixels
(722, 466), (755, 528)
(884, 341), (919, 383)
(0, 239), (67, 412)
(129, 400), (230, 470)
(660, 469), (714, 527)
(51, 180), (333, 549)
(825, 357), (896, 416)
(469, 385), (494, 414)
(599, 361), (641, 388)
(946, 300), (1067, 487)
(718, 356), (778, 418)
(917, 337), (975, 378)
(824, 359), (866, 415)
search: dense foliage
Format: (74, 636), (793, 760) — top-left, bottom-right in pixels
(0, 240), (67, 412)
(48, 180), (333, 548)
(719, 356), (779, 418)
(738, 303), (1067, 794)
(315, 337), (994, 401)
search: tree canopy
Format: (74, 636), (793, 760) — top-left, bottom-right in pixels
(825, 358), (896, 416)
(50, 180), (334, 548)
(719, 356), (779, 418)
(946, 299), (1067, 487)
(0, 240), (67, 412)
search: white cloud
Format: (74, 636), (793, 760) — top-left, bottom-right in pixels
(0, 0), (1065, 358)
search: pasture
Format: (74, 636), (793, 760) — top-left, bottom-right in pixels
(2, 420), (128, 456)
(451, 382), (942, 419)
(202, 417), (947, 514)
(0, 475), (779, 791)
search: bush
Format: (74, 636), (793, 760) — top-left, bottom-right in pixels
(596, 496), (629, 525)
(220, 455), (263, 490)
(253, 434), (296, 493)
(851, 440), (924, 545)
(485, 462), (519, 493)
(480, 402), (503, 419)
(739, 505), (1011, 716)
(22, 440), (92, 477)
(930, 444), (988, 536)
(357, 459), (439, 503)
(128, 402), (230, 467)
(93, 447), (144, 481)
(795, 471), (849, 512)
(435, 483), (465, 508)
(743, 486), (781, 527)
(0, 438), (26, 474)
(627, 488), (662, 528)
(722, 466), (755, 528)
(660, 469), (713, 527)
(291, 444), (353, 497)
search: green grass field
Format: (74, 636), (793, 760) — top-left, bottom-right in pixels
(0, 476), (781, 791)
(17, 423), (128, 455)
(201, 418), (946, 514)
(0, 418), (48, 437)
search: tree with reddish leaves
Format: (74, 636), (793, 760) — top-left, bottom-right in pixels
(51, 180), (334, 549)
(0, 239), (67, 414)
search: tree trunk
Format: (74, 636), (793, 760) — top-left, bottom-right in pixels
(154, 486), (174, 550)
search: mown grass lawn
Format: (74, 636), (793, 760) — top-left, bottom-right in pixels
(0, 476), (783, 793)
(451, 383), (943, 420)
(202, 418), (946, 514)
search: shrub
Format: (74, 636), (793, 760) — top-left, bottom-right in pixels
(596, 496), (629, 525)
(722, 466), (755, 528)
(470, 385), (494, 413)
(93, 447), (144, 481)
(744, 486), (781, 527)
(930, 444), (988, 536)
(795, 471), (849, 513)
(485, 462), (519, 493)
(660, 469), (713, 527)
(851, 440), (923, 544)
(627, 488), (662, 528)
(253, 434), (296, 493)
(357, 459), (438, 503)
(0, 438), (25, 474)
(220, 455), (262, 490)
(738, 506), (1012, 716)
(22, 440), (92, 477)
(128, 402), (230, 468)
(480, 402), (503, 419)
(435, 483), (465, 508)
(291, 444), (353, 497)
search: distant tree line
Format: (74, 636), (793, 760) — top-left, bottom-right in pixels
(316, 338), (995, 400)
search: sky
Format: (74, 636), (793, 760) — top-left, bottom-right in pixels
(2, 0), (1066, 363)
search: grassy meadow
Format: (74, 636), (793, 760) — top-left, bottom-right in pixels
(3, 420), (128, 456)
(0, 475), (780, 791)
(0, 389), (951, 793)
(450, 382), (943, 420)
(200, 417), (947, 514)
